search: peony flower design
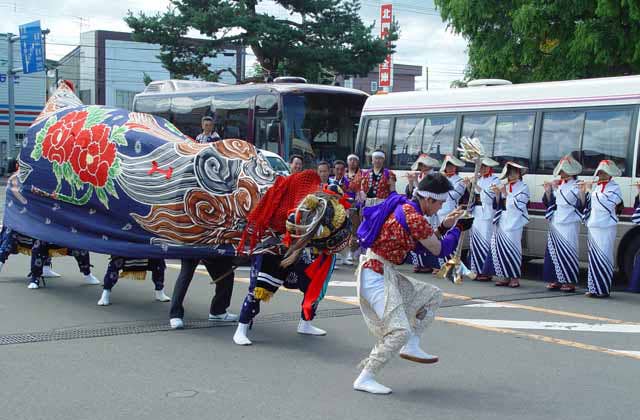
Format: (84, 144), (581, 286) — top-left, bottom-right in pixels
(70, 124), (117, 188)
(31, 106), (128, 209)
(41, 111), (88, 164)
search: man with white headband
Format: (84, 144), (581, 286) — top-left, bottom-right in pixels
(356, 150), (396, 206)
(345, 154), (362, 265)
(353, 173), (471, 394)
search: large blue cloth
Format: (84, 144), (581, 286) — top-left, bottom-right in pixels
(3, 87), (278, 259)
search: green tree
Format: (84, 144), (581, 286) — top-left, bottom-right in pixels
(125, 0), (397, 83)
(434, 0), (640, 82)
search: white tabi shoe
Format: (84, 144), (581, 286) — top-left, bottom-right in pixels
(208, 312), (239, 322)
(353, 369), (392, 395)
(169, 318), (184, 330)
(399, 335), (439, 364)
(233, 323), (252, 345)
(154, 289), (171, 302)
(97, 289), (111, 306)
(42, 266), (61, 278)
(84, 273), (101, 285)
(27, 279), (40, 289)
(297, 320), (327, 336)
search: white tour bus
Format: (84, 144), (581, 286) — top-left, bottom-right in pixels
(355, 75), (640, 278)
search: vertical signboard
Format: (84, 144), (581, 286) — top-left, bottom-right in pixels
(19, 20), (45, 74)
(378, 4), (393, 90)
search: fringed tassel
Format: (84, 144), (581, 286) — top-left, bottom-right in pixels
(17, 245), (32, 256)
(48, 248), (68, 257)
(119, 271), (147, 281)
(253, 287), (274, 302)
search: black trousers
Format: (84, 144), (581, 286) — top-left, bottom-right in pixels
(169, 257), (235, 319)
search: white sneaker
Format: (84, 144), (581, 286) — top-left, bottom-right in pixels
(297, 319), (327, 336)
(233, 323), (252, 345)
(208, 312), (239, 322)
(84, 273), (101, 285)
(399, 334), (439, 364)
(353, 369), (392, 395)
(42, 266), (61, 278)
(154, 289), (171, 302)
(169, 318), (184, 330)
(27, 280), (40, 289)
(97, 289), (111, 306)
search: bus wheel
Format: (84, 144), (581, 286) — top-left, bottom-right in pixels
(621, 234), (640, 280)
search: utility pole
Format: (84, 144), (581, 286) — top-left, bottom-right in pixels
(7, 33), (19, 171)
(42, 28), (50, 98)
(425, 66), (429, 91)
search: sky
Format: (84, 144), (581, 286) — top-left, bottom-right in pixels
(0, 0), (468, 89)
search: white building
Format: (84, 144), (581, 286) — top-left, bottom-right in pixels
(58, 30), (244, 109)
(0, 33), (46, 173)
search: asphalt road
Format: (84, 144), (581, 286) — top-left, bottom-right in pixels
(1, 252), (639, 420)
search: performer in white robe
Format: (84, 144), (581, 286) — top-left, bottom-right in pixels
(581, 160), (623, 298)
(482, 161), (530, 288)
(468, 157), (500, 281)
(406, 154), (441, 274)
(543, 155), (584, 293)
(437, 155), (473, 278)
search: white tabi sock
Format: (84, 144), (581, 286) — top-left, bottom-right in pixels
(84, 273), (101, 285)
(400, 334), (439, 364)
(233, 323), (252, 345)
(97, 289), (111, 306)
(154, 289), (171, 302)
(297, 320), (327, 336)
(42, 266), (61, 278)
(353, 369), (392, 394)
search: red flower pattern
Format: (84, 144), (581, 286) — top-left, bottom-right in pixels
(69, 124), (116, 187)
(41, 111), (88, 164)
(363, 204), (433, 274)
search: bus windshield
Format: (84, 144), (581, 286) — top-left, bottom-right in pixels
(283, 92), (365, 163)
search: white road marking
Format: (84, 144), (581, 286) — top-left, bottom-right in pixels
(328, 281), (358, 287)
(443, 318), (640, 334)
(608, 350), (640, 357)
(462, 302), (519, 308)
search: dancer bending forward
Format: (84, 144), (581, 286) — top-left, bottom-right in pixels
(354, 173), (470, 394)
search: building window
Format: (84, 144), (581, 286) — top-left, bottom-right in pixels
(370, 81), (378, 92)
(115, 90), (139, 110)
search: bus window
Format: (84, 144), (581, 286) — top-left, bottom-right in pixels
(392, 117), (424, 168)
(255, 94), (280, 154)
(214, 94), (252, 140)
(581, 109), (632, 174)
(494, 113), (535, 167)
(171, 95), (215, 139)
(423, 115), (456, 162)
(283, 93), (366, 164)
(363, 118), (390, 167)
(538, 111), (584, 172)
(461, 114), (496, 156)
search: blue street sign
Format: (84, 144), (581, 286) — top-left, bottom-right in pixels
(19, 20), (45, 74)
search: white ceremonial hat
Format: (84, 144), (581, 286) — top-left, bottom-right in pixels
(500, 161), (528, 179)
(411, 154), (441, 171)
(593, 159), (622, 177)
(439, 154), (466, 172)
(553, 155), (582, 177)
(481, 157), (499, 167)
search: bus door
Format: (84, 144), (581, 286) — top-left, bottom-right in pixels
(254, 94), (281, 154)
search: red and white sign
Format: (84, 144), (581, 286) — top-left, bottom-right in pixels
(379, 4), (393, 89)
